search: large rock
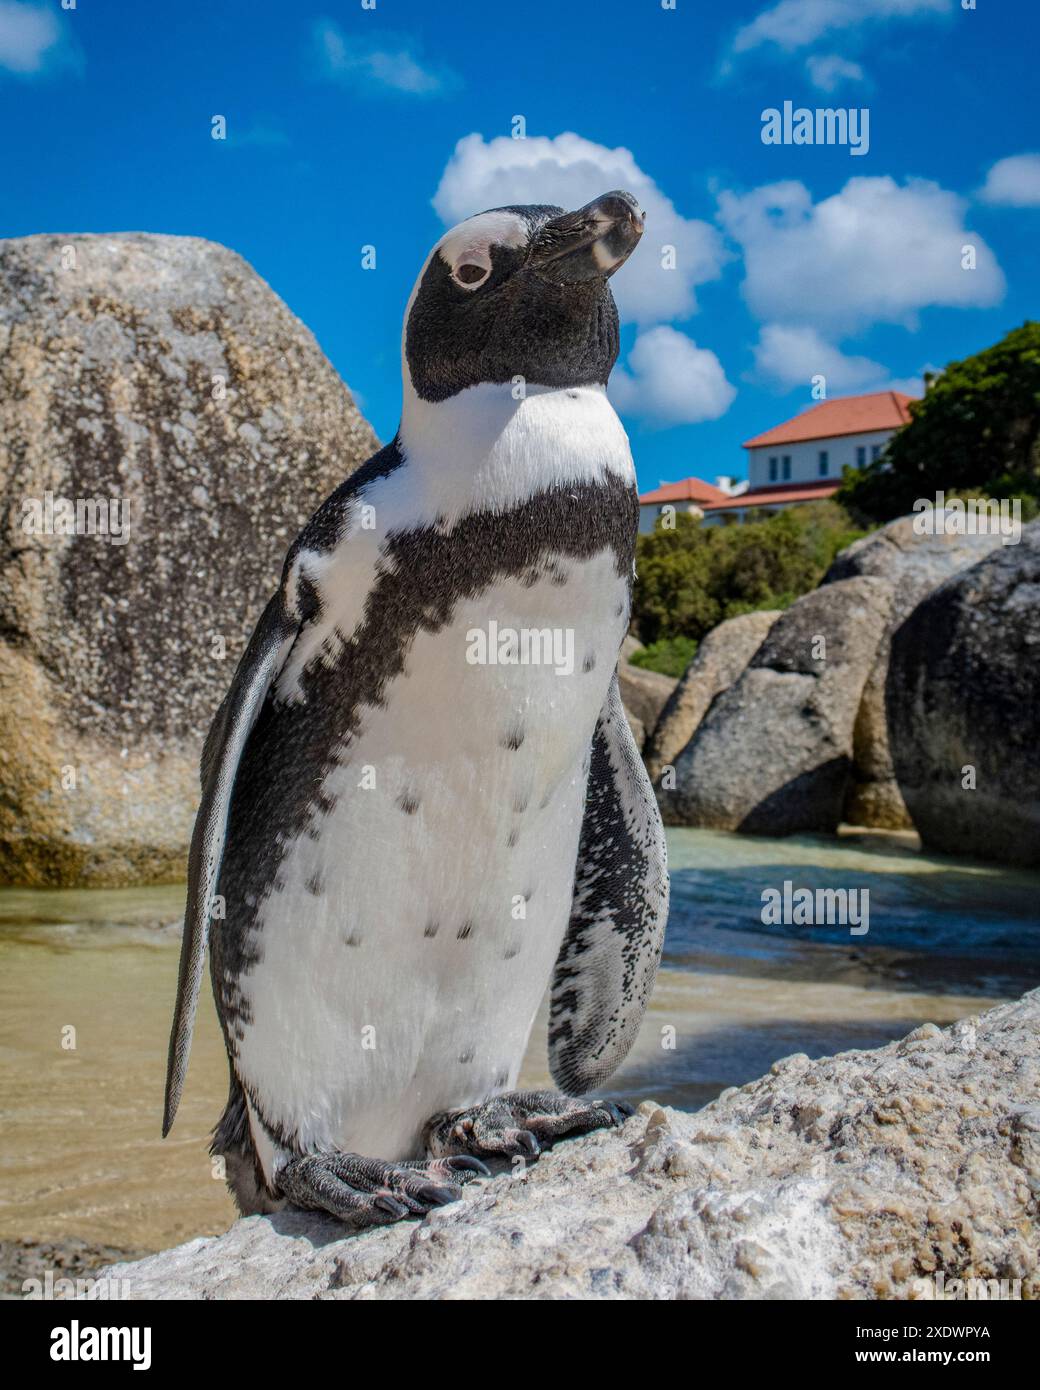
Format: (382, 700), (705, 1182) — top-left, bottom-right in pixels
(645, 610), (779, 785)
(617, 636), (647, 745)
(887, 522), (1040, 866)
(0, 233), (377, 886)
(93, 989), (1040, 1300)
(664, 577), (892, 832)
(617, 661), (677, 749)
(822, 514), (1005, 829)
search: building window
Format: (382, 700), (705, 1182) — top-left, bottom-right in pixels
(818, 450), (829, 476)
(871, 445), (882, 461)
(768, 456), (778, 481)
(782, 455), (791, 481)
(856, 445), (866, 467)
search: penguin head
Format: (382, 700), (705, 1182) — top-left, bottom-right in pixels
(403, 191), (644, 404)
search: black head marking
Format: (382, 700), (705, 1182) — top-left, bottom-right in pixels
(405, 193), (643, 403)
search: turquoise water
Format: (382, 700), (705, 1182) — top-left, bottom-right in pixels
(602, 826), (1040, 1115)
(665, 826), (1040, 995)
(0, 825), (1036, 1250)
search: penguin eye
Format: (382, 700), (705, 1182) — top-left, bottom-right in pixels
(453, 260), (490, 289)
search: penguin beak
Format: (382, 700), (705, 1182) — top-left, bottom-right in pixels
(527, 190), (645, 283)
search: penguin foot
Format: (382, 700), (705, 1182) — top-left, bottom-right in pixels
(278, 1151), (489, 1229)
(423, 1089), (635, 1160)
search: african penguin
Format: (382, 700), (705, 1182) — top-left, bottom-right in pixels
(164, 190), (670, 1227)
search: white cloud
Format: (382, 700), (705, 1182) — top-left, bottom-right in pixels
(717, 176), (1004, 332)
(311, 21), (458, 97)
(609, 327), (736, 427)
(732, 0), (950, 56)
(882, 372), (929, 397)
(0, 0), (61, 73)
(753, 324), (885, 391)
(432, 132), (727, 326)
(979, 153), (1040, 208)
(806, 53), (865, 91)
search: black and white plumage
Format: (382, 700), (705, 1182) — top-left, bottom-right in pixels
(164, 191), (670, 1226)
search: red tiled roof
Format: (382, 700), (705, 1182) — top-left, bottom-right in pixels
(742, 391), (917, 449)
(638, 477), (732, 506)
(701, 480), (841, 511)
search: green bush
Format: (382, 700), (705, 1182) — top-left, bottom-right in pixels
(628, 635), (699, 678)
(838, 321), (1040, 523)
(632, 502), (864, 645)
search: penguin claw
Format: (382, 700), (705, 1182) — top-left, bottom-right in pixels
(423, 1089), (635, 1161)
(600, 1100), (634, 1126)
(278, 1151), (477, 1231)
(515, 1129), (541, 1157)
(413, 1181), (459, 1207)
(374, 1193), (410, 1218)
(443, 1155), (491, 1178)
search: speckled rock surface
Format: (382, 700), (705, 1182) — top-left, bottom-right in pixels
(617, 661), (677, 750)
(94, 989), (1040, 1300)
(666, 577), (893, 834)
(822, 512), (1005, 830)
(887, 521), (1040, 867)
(0, 233), (377, 886)
(647, 610), (779, 793)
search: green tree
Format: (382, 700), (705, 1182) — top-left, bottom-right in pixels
(632, 502), (863, 646)
(629, 635), (699, 678)
(838, 321), (1040, 523)
(630, 512), (718, 644)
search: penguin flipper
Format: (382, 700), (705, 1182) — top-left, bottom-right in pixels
(163, 591), (300, 1136)
(548, 672), (669, 1095)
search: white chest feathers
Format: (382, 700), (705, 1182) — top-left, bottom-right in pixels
(239, 552), (630, 1168)
(276, 381), (635, 707)
(234, 383), (636, 1172)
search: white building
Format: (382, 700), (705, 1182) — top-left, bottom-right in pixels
(638, 391), (918, 529)
(637, 475), (747, 534)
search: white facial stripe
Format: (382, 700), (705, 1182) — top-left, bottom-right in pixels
(400, 209), (532, 393)
(435, 209), (529, 270)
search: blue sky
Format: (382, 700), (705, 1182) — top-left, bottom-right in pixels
(2, 0), (1037, 492)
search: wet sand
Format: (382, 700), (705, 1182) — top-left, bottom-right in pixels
(1, 828), (1037, 1254)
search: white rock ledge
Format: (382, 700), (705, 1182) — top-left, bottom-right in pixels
(98, 989), (1040, 1300)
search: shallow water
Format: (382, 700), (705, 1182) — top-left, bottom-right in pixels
(1, 827), (1036, 1252)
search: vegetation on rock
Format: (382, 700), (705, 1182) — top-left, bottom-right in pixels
(632, 502), (864, 646)
(628, 635), (699, 678)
